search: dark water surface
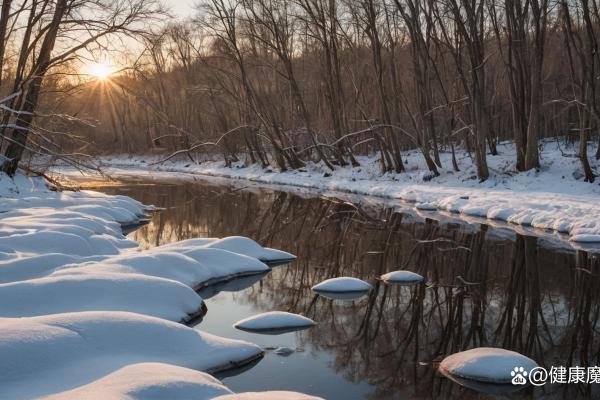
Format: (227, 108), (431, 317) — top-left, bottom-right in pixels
(99, 177), (600, 399)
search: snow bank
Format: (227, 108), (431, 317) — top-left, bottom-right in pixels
(438, 347), (538, 384)
(0, 273), (204, 322)
(148, 235), (295, 265)
(44, 363), (323, 400)
(380, 270), (425, 285)
(0, 312), (263, 399)
(0, 174), (277, 323)
(234, 311), (316, 333)
(202, 236), (296, 265)
(312, 277), (373, 293)
(0, 253), (85, 284)
(43, 363), (233, 400)
(0, 174), (296, 396)
(0, 173), (323, 399)
(56, 247), (269, 291)
(80, 140), (600, 243)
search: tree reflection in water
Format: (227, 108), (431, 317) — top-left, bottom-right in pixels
(105, 181), (600, 399)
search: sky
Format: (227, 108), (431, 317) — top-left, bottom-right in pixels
(166, 0), (197, 17)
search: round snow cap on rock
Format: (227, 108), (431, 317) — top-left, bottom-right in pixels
(312, 277), (372, 293)
(380, 270), (425, 285)
(234, 311), (316, 334)
(439, 347), (538, 384)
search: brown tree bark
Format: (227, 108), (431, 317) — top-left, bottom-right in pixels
(2, 0), (68, 175)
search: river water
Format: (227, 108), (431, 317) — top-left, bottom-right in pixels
(99, 176), (599, 399)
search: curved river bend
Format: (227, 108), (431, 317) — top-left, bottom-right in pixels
(100, 177), (600, 399)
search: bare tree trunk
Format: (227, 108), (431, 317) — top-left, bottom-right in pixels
(524, 0), (549, 170)
(0, 0), (13, 86)
(362, 0), (404, 173)
(2, 0), (68, 175)
(562, 0), (596, 182)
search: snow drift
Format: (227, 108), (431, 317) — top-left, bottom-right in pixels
(0, 312), (263, 399)
(0, 173), (318, 399)
(42, 363), (324, 400)
(0, 272), (205, 322)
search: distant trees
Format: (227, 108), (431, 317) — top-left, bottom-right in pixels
(3, 0), (600, 182)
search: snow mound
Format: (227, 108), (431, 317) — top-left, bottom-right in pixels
(182, 248), (271, 287)
(0, 253), (85, 284)
(43, 363), (323, 400)
(570, 234), (600, 243)
(312, 277), (373, 293)
(380, 270), (425, 285)
(0, 311), (263, 399)
(56, 248), (269, 291)
(215, 392), (323, 400)
(234, 311), (316, 334)
(43, 363), (233, 400)
(202, 236), (296, 265)
(0, 273), (204, 322)
(439, 347), (538, 383)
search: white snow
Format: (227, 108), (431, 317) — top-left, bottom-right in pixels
(0, 311), (263, 399)
(0, 172), (321, 399)
(438, 347), (538, 384)
(380, 270), (425, 285)
(233, 311), (316, 333)
(202, 236), (296, 264)
(43, 363), (324, 400)
(42, 363), (233, 400)
(0, 174), (281, 323)
(312, 277), (373, 293)
(63, 140), (600, 243)
(0, 272), (204, 322)
(56, 248), (270, 290)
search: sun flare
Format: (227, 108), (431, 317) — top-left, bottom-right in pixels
(86, 62), (114, 80)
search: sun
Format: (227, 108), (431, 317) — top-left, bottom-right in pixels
(86, 62), (114, 80)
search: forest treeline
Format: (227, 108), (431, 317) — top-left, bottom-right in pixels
(1, 0), (600, 182)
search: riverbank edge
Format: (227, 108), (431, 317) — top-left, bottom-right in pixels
(54, 145), (600, 245)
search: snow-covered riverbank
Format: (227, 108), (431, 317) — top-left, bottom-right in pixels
(71, 141), (600, 243)
(0, 173), (317, 399)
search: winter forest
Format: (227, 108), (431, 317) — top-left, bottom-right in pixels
(3, 0), (600, 399)
(1, 0), (600, 182)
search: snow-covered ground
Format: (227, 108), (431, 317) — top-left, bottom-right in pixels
(0, 173), (320, 399)
(58, 140), (600, 244)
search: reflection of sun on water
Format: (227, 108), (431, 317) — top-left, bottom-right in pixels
(86, 62), (114, 80)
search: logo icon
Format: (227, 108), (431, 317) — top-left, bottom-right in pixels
(511, 367), (528, 385)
